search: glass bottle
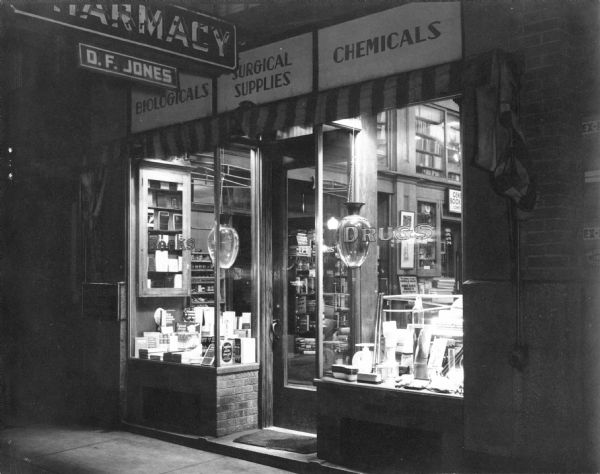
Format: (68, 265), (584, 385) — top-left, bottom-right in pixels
(412, 295), (425, 325)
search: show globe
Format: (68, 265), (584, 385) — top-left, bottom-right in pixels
(336, 202), (371, 268)
(207, 223), (240, 269)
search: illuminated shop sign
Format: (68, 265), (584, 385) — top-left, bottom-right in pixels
(217, 33), (312, 112)
(339, 225), (435, 244)
(318, 2), (461, 89)
(79, 44), (178, 88)
(11, 2), (236, 69)
(131, 73), (213, 133)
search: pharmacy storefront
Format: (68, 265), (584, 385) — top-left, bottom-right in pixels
(119, 3), (473, 469)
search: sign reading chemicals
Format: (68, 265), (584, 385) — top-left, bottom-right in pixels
(79, 44), (178, 88)
(131, 73), (212, 133)
(217, 33), (312, 113)
(318, 2), (461, 90)
(11, 3), (236, 70)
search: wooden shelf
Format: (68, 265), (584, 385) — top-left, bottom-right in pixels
(416, 148), (442, 157)
(148, 206), (183, 212)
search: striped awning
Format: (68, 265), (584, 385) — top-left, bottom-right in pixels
(118, 60), (462, 160)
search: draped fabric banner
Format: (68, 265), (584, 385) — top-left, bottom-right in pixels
(462, 50), (536, 217)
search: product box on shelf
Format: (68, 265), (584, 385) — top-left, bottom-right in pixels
(234, 337), (256, 364)
(331, 364), (359, 381)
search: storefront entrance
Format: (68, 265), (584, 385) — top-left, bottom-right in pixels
(270, 131), (318, 432)
(269, 125), (355, 433)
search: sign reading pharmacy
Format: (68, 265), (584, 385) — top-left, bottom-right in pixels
(217, 34), (312, 113)
(11, 2), (236, 70)
(318, 2), (462, 89)
(79, 44), (178, 89)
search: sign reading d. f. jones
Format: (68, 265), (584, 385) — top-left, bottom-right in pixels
(79, 44), (178, 88)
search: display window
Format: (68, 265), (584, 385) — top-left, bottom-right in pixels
(129, 147), (257, 367)
(317, 98), (463, 397)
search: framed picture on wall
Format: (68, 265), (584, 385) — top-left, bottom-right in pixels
(399, 210), (415, 269)
(400, 210), (415, 229)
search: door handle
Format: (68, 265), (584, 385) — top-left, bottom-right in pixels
(270, 319), (282, 343)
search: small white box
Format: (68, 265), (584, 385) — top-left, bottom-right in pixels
(154, 250), (169, 272)
(143, 332), (161, 349)
(134, 337), (148, 358)
(167, 258), (179, 272)
(235, 337), (256, 364)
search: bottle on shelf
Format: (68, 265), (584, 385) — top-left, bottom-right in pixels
(412, 295), (425, 325)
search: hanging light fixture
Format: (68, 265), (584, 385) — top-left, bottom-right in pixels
(207, 151), (240, 269)
(336, 127), (371, 268)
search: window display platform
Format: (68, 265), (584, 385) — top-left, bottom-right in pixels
(126, 359), (259, 437)
(315, 377), (463, 470)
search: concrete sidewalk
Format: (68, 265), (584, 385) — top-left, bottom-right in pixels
(0, 423), (294, 474)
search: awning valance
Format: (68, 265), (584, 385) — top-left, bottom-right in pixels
(102, 60), (462, 162)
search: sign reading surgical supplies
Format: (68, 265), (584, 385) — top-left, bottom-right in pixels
(318, 2), (462, 90)
(11, 2), (236, 70)
(131, 73), (212, 133)
(217, 33), (312, 113)
(79, 44), (178, 89)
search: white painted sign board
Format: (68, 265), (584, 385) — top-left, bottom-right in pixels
(318, 2), (462, 90)
(217, 33), (313, 113)
(131, 73), (213, 133)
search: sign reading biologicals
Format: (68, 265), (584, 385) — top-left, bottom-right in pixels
(217, 33), (312, 113)
(318, 2), (461, 90)
(11, 2), (236, 70)
(131, 73), (212, 133)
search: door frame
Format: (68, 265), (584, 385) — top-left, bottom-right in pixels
(257, 127), (326, 433)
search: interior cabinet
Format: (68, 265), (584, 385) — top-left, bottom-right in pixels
(190, 250), (226, 310)
(416, 200), (439, 277)
(413, 104), (461, 183)
(415, 106), (445, 178)
(138, 165), (191, 297)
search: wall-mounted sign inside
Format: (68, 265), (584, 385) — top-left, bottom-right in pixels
(318, 2), (461, 90)
(12, 2), (236, 70)
(448, 189), (462, 214)
(131, 73), (212, 133)
(217, 33), (312, 113)
(79, 43), (178, 89)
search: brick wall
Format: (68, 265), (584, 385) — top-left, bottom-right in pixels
(463, 0), (599, 470)
(512, 4), (583, 280)
(215, 370), (259, 437)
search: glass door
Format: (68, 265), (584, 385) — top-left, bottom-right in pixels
(271, 125), (352, 432)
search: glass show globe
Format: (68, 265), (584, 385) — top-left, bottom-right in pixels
(336, 202), (371, 268)
(207, 223), (239, 269)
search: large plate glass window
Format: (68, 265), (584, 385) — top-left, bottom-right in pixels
(322, 98), (463, 396)
(131, 148), (256, 367)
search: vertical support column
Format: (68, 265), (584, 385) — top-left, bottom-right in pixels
(353, 114), (379, 345)
(214, 147), (222, 366)
(315, 125), (324, 378)
(256, 145), (274, 428)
